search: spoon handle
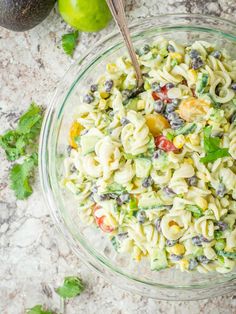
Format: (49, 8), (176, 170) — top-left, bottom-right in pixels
(106, 0), (143, 88)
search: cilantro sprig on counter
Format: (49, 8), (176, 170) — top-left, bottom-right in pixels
(55, 276), (85, 299)
(200, 126), (230, 164)
(27, 276), (85, 314)
(26, 305), (55, 314)
(0, 103), (43, 199)
(62, 31), (79, 56)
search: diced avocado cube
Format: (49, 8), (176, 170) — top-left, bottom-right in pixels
(134, 158), (152, 178)
(80, 136), (100, 155)
(151, 248), (168, 271)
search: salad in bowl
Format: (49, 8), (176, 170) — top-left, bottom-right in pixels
(62, 38), (236, 274)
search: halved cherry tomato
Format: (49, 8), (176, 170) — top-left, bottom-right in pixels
(155, 135), (179, 153)
(152, 85), (172, 104)
(93, 205), (114, 233)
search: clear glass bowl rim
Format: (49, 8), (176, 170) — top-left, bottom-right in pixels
(39, 13), (236, 300)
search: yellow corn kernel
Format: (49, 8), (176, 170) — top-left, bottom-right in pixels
(179, 259), (189, 269)
(188, 133), (200, 146)
(173, 134), (185, 149)
(170, 52), (183, 63)
(137, 100), (146, 110)
(106, 63), (117, 73)
(170, 244), (186, 255)
(100, 91), (110, 99)
(132, 246), (142, 262)
(224, 123), (230, 132)
(184, 157), (194, 165)
(195, 196), (208, 211)
(188, 69), (197, 82)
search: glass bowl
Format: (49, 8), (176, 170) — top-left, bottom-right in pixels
(39, 14), (236, 300)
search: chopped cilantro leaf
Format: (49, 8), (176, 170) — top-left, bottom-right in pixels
(55, 276), (84, 299)
(0, 130), (23, 161)
(0, 103), (43, 161)
(62, 31), (79, 56)
(186, 205), (203, 218)
(10, 153), (38, 200)
(26, 305), (54, 314)
(200, 126), (230, 163)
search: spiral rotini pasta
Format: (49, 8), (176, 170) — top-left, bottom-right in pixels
(62, 38), (236, 274)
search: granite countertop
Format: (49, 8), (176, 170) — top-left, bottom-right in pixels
(0, 1), (236, 313)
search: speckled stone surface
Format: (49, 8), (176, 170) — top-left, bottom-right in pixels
(0, 1), (236, 313)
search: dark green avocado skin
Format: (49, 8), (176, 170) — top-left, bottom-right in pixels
(0, 0), (55, 31)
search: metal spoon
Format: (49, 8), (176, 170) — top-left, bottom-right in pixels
(106, 0), (144, 88)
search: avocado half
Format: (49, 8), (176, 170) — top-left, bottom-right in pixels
(0, 0), (55, 32)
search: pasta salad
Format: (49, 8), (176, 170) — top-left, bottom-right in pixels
(62, 38), (236, 274)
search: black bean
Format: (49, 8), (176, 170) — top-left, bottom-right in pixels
(163, 186), (176, 196)
(172, 120), (185, 130)
(90, 84), (98, 92)
(189, 49), (200, 59)
(142, 176), (153, 188)
(89, 193), (95, 202)
(104, 80), (114, 92)
(188, 175), (198, 186)
(99, 194), (109, 201)
(137, 210), (146, 223)
(165, 102), (178, 114)
(231, 82), (236, 91)
(192, 236), (203, 247)
(155, 218), (162, 232)
(109, 193), (119, 199)
(136, 44), (150, 56)
(170, 254), (183, 261)
(117, 232), (128, 240)
(217, 221), (228, 231)
(122, 89), (132, 99)
(120, 117), (130, 126)
(83, 94), (94, 104)
(211, 50), (221, 59)
(117, 193), (130, 206)
(167, 111), (179, 121)
(216, 183), (226, 197)
(201, 236), (211, 243)
(153, 149), (162, 159)
(166, 239), (178, 247)
(151, 82), (161, 92)
(189, 258), (198, 270)
(154, 100), (165, 113)
(197, 255), (210, 264)
(142, 44), (151, 54)
(92, 186), (98, 194)
(192, 57), (204, 70)
(166, 82), (175, 90)
(67, 145), (72, 155)
(99, 193), (118, 201)
(70, 165), (76, 173)
(167, 44), (175, 52)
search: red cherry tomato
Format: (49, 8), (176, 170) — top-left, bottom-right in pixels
(152, 85), (172, 103)
(155, 135), (179, 152)
(93, 205), (114, 233)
